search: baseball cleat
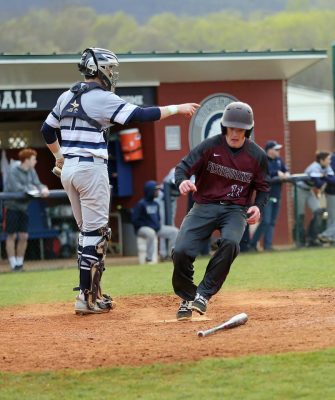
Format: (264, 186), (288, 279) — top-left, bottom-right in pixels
(176, 300), (192, 321)
(74, 295), (110, 315)
(97, 294), (116, 310)
(192, 293), (208, 315)
(317, 234), (334, 244)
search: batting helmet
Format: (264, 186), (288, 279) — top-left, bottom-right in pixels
(220, 102), (254, 138)
(78, 48), (119, 91)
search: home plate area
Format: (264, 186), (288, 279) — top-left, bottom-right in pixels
(0, 289), (334, 372)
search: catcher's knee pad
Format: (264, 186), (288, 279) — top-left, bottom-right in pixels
(94, 226), (111, 261)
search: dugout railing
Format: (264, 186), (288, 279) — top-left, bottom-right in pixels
(0, 189), (125, 261)
(0, 174), (316, 263)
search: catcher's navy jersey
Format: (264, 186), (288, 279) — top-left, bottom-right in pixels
(175, 134), (270, 209)
(45, 83), (137, 160)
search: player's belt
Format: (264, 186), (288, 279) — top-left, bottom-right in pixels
(64, 154), (107, 164)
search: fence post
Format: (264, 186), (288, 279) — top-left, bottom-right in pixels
(293, 183), (300, 246)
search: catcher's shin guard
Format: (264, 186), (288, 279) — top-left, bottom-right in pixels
(80, 226), (115, 311)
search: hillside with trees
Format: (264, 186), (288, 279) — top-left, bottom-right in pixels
(2, 0), (335, 22)
(0, 1), (334, 90)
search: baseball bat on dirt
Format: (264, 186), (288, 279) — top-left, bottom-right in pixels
(197, 312), (248, 338)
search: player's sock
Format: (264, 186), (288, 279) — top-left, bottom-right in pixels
(16, 256), (24, 266)
(9, 256), (17, 269)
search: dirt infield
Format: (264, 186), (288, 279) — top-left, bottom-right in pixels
(1, 289), (334, 372)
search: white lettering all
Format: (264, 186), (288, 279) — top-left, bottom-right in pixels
(0, 90), (38, 109)
(15, 91), (26, 108)
(26, 90), (37, 108)
(1, 91), (15, 109)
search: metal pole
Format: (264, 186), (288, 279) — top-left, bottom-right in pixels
(293, 183), (300, 247)
(332, 43), (335, 115)
(163, 182), (172, 225)
(332, 43), (335, 141)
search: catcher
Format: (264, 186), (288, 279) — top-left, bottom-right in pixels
(41, 47), (199, 314)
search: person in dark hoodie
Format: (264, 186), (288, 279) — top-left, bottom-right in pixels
(132, 180), (179, 263)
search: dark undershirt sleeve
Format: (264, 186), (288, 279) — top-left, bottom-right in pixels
(253, 150), (270, 213)
(254, 190), (269, 214)
(41, 122), (58, 144)
(125, 106), (161, 123)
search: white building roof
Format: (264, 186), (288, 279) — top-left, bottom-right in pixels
(287, 84), (335, 132)
(0, 49), (327, 89)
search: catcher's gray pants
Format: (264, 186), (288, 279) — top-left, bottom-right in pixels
(137, 225), (179, 260)
(61, 156), (110, 294)
(172, 203), (247, 301)
(61, 156), (110, 233)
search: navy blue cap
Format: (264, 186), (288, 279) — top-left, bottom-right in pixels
(265, 140), (282, 151)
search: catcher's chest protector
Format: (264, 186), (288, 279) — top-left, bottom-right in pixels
(60, 82), (106, 131)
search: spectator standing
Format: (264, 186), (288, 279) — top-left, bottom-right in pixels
(3, 148), (49, 271)
(318, 151), (335, 243)
(132, 180), (179, 263)
(295, 151), (334, 246)
(250, 140), (290, 251)
(324, 151), (335, 228)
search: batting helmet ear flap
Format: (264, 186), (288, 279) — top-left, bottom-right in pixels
(245, 128), (253, 138)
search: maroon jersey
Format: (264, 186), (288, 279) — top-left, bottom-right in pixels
(175, 135), (270, 211)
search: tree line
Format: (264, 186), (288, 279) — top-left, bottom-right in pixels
(1, 6), (334, 90)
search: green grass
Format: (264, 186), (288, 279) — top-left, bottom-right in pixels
(0, 348), (334, 400)
(0, 247), (334, 307)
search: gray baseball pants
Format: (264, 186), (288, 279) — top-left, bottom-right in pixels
(172, 202), (247, 301)
(61, 156), (110, 292)
(326, 194), (335, 228)
(61, 157), (110, 233)
(137, 225), (179, 260)
(296, 187), (320, 215)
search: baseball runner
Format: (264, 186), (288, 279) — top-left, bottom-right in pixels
(41, 47), (199, 315)
(172, 102), (270, 320)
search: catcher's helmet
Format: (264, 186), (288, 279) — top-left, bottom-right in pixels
(220, 101), (254, 138)
(78, 47), (119, 91)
